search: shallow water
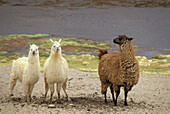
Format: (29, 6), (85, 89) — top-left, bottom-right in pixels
(0, 5), (170, 57)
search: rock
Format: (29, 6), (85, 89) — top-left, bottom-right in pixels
(32, 96), (36, 99)
(82, 61), (90, 66)
(69, 103), (76, 107)
(48, 104), (56, 108)
(41, 104), (47, 107)
(31, 104), (37, 107)
(21, 104), (25, 107)
(1, 59), (7, 63)
(87, 107), (91, 111)
(94, 92), (99, 95)
(69, 104), (74, 106)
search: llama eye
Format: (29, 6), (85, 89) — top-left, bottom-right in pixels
(31, 49), (32, 51)
(53, 46), (55, 48)
(36, 49), (37, 51)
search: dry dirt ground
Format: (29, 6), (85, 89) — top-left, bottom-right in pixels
(0, 66), (169, 114)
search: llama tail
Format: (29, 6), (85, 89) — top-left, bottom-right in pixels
(98, 49), (108, 60)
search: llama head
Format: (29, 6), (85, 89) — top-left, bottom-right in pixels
(113, 35), (133, 46)
(50, 39), (62, 53)
(29, 44), (39, 56)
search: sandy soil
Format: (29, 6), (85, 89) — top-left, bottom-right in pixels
(0, 66), (169, 114)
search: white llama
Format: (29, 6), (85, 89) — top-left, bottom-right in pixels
(44, 39), (70, 103)
(9, 44), (40, 102)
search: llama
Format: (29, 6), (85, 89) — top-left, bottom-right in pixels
(44, 39), (70, 103)
(9, 44), (40, 102)
(98, 35), (139, 106)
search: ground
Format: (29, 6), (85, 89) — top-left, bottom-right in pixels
(0, 66), (169, 114)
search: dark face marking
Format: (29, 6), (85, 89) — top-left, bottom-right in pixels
(113, 35), (133, 45)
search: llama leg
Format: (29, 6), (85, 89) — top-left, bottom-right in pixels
(9, 75), (17, 96)
(62, 81), (71, 101)
(115, 86), (121, 106)
(101, 85), (107, 104)
(104, 91), (107, 104)
(57, 83), (62, 104)
(124, 86), (132, 106)
(124, 86), (129, 106)
(110, 85), (115, 103)
(24, 85), (29, 102)
(29, 85), (34, 102)
(101, 82), (109, 104)
(49, 84), (54, 104)
(44, 78), (49, 99)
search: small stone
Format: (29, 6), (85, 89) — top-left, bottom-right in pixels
(32, 96), (36, 99)
(48, 104), (56, 108)
(41, 104), (47, 107)
(87, 108), (91, 111)
(21, 104), (25, 107)
(82, 61), (90, 66)
(31, 104), (37, 107)
(69, 103), (76, 107)
(1, 59), (7, 62)
(69, 104), (74, 106)
(94, 92), (98, 95)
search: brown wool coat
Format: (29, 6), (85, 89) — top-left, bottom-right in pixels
(98, 39), (139, 94)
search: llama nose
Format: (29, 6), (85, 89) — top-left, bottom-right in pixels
(33, 51), (35, 54)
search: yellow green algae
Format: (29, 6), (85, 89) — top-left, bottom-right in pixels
(0, 34), (170, 76)
(0, 34), (51, 41)
(1, 53), (170, 76)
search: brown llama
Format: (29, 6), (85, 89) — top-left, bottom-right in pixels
(98, 35), (139, 106)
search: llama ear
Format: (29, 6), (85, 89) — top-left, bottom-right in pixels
(50, 39), (54, 43)
(58, 39), (62, 43)
(37, 46), (39, 49)
(30, 44), (32, 47)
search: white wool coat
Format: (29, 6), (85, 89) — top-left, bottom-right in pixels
(22, 56), (40, 86)
(11, 56), (40, 86)
(44, 55), (68, 84)
(11, 57), (27, 83)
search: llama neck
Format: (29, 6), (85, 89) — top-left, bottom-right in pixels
(119, 41), (135, 64)
(28, 55), (39, 65)
(119, 41), (138, 82)
(50, 50), (62, 60)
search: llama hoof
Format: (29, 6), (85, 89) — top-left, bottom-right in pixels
(49, 100), (54, 104)
(105, 100), (108, 104)
(67, 97), (72, 102)
(124, 101), (128, 106)
(25, 98), (28, 102)
(42, 99), (46, 103)
(124, 103), (128, 106)
(29, 99), (32, 102)
(57, 100), (63, 104)
(114, 102), (117, 106)
(27, 102), (32, 105)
